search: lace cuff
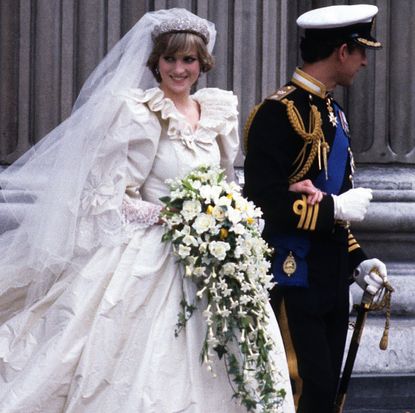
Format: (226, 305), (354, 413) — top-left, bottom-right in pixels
(121, 196), (162, 229)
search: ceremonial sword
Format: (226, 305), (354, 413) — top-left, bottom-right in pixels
(333, 279), (394, 413)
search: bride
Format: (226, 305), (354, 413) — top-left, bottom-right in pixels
(0, 8), (294, 412)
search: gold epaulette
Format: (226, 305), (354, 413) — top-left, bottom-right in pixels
(267, 85), (296, 101)
(243, 103), (262, 154)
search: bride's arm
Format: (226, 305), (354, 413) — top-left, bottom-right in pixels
(289, 179), (324, 205)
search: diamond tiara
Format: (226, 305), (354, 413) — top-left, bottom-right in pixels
(151, 17), (210, 44)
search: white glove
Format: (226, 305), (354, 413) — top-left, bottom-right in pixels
(354, 258), (387, 295)
(332, 187), (372, 222)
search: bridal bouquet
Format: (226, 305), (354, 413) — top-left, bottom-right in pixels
(160, 164), (286, 412)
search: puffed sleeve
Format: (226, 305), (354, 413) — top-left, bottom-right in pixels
(120, 90), (165, 229)
(76, 89), (162, 250)
(216, 93), (239, 182)
(194, 88), (240, 182)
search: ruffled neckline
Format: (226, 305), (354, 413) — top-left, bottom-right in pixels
(121, 87), (238, 151)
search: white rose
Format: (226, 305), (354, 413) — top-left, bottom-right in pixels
(209, 241), (231, 261)
(181, 199), (202, 221)
(192, 213), (215, 234)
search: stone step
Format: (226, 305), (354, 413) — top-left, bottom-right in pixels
(343, 315), (414, 375)
(343, 374), (415, 413)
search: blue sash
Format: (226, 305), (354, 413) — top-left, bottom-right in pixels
(270, 103), (350, 287)
(313, 103), (349, 196)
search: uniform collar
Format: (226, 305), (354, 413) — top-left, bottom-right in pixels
(291, 67), (327, 99)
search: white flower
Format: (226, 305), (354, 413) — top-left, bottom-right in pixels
(228, 181), (241, 192)
(192, 213), (216, 234)
(182, 234), (198, 247)
(217, 196), (232, 207)
(171, 189), (187, 200)
(240, 295), (251, 305)
(189, 179), (202, 190)
(181, 199), (202, 221)
(199, 242), (209, 253)
(229, 297), (239, 309)
(234, 195), (249, 211)
(231, 223), (245, 235)
(177, 244), (191, 259)
(241, 282), (252, 293)
(211, 205), (226, 221)
(222, 262), (237, 275)
(222, 288), (233, 297)
(217, 278), (228, 290)
(194, 266), (206, 277)
(168, 214), (183, 227)
(208, 241), (231, 261)
(199, 184), (223, 204)
(196, 286), (207, 298)
(234, 246), (245, 259)
(221, 307), (231, 318)
(227, 207), (242, 224)
(184, 265), (193, 277)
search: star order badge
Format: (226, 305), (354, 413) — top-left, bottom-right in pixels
(326, 96), (338, 127)
(328, 110), (338, 127)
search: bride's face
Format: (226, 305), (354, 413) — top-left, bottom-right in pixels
(158, 47), (200, 98)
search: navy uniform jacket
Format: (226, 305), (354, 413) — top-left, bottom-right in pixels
(243, 68), (366, 287)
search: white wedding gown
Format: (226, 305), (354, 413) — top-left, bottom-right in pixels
(0, 88), (294, 412)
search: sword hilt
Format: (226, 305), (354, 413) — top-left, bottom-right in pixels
(361, 267), (394, 351)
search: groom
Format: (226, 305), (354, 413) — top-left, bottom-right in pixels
(244, 4), (387, 413)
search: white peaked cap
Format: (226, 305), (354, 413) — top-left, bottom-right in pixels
(297, 4), (378, 29)
(296, 4), (381, 49)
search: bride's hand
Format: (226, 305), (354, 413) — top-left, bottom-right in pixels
(289, 179), (324, 205)
(157, 207), (179, 225)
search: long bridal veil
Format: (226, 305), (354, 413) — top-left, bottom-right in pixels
(0, 8), (217, 321)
